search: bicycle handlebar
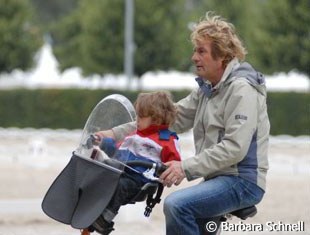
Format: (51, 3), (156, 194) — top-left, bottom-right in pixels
(85, 135), (169, 176)
(126, 160), (168, 176)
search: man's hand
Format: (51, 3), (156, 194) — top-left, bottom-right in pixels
(160, 161), (186, 187)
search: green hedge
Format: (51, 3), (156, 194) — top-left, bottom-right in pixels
(0, 89), (309, 135)
(267, 92), (310, 136)
(0, 89), (189, 129)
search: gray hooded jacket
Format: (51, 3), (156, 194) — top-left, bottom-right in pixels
(172, 58), (270, 190)
(112, 58), (270, 190)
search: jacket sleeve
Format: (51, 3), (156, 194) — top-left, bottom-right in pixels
(171, 89), (200, 133)
(112, 121), (136, 142)
(182, 81), (259, 180)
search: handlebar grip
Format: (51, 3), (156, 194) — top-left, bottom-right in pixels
(86, 135), (97, 149)
(126, 160), (154, 168)
(125, 160), (168, 176)
(155, 162), (168, 176)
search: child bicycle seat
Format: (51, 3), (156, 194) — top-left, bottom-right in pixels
(132, 182), (159, 202)
(42, 154), (122, 229)
(42, 153), (167, 229)
(117, 159), (167, 217)
(130, 181), (164, 217)
(101, 157), (166, 217)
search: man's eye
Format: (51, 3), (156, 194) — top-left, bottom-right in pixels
(197, 49), (205, 54)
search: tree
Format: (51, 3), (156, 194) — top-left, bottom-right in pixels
(30, 0), (77, 26)
(51, 0), (124, 75)
(0, 0), (42, 73)
(51, 0), (191, 76)
(41, 0), (310, 77)
(185, 0), (310, 76)
(50, 9), (83, 72)
(253, 0), (310, 76)
(134, 0), (191, 75)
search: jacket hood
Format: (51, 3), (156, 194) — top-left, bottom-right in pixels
(225, 62), (267, 96)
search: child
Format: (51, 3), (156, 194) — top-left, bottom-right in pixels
(84, 91), (181, 235)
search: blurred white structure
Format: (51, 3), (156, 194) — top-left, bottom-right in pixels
(0, 43), (309, 92)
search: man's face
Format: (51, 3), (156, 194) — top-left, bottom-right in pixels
(191, 38), (224, 85)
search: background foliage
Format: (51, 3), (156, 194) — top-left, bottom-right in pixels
(49, 0), (310, 76)
(0, 89), (309, 136)
(1, 0), (308, 76)
(0, 0), (309, 135)
(0, 0), (42, 73)
(253, 0), (310, 75)
(50, 0), (191, 76)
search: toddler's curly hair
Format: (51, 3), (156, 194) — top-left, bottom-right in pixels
(135, 91), (177, 125)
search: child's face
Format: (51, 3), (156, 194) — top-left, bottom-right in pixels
(137, 116), (153, 131)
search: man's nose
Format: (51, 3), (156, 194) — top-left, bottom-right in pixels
(191, 52), (198, 62)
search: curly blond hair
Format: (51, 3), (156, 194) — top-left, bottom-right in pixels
(135, 91), (177, 125)
(191, 12), (247, 67)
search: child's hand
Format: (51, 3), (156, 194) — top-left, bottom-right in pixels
(95, 130), (115, 141)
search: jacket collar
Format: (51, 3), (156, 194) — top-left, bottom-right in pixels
(195, 58), (240, 98)
(137, 124), (169, 136)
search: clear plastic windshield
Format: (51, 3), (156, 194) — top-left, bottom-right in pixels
(75, 94), (136, 165)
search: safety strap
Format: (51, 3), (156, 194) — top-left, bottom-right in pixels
(144, 183), (164, 217)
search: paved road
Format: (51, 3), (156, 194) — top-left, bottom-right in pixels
(0, 198), (42, 215)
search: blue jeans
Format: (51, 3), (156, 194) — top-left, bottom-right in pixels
(163, 175), (264, 235)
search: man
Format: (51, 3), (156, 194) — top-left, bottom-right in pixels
(159, 12), (270, 235)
